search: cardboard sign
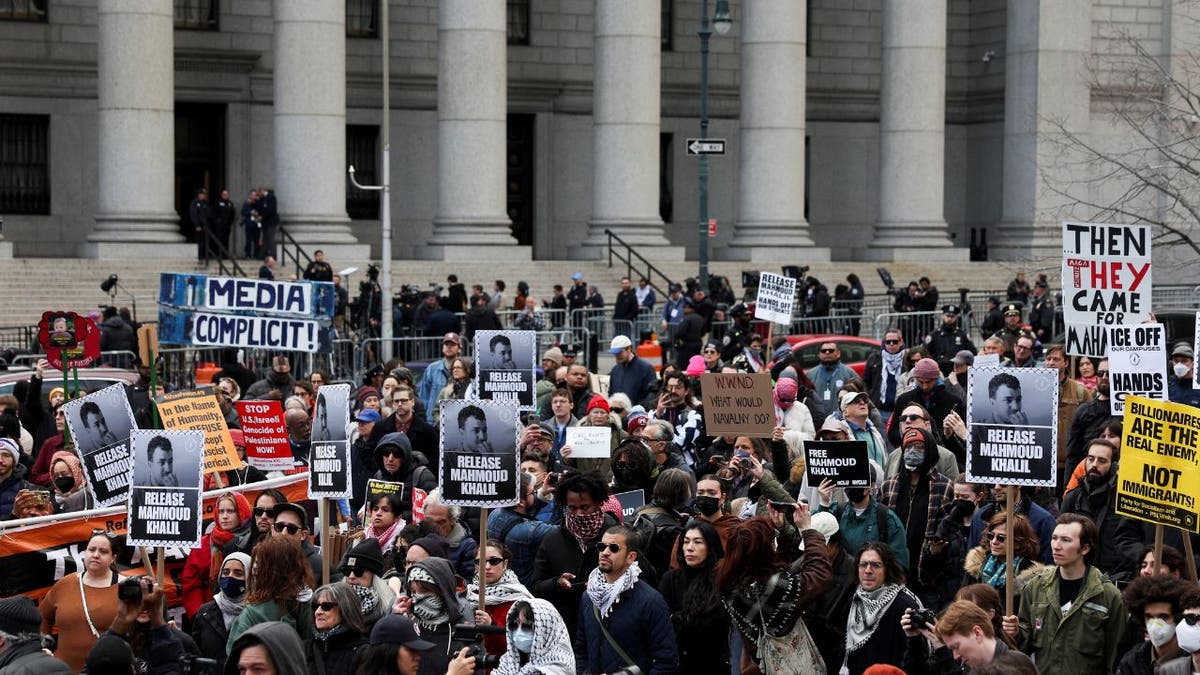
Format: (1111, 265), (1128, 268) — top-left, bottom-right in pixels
(1108, 323), (1167, 415)
(235, 400), (294, 471)
(699, 372), (776, 438)
(754, 272), (797, 324)
(37, 311), (101, 370)
(614, 489), (645, 521)
(62, 383), (138, 507)
(154, 387), (243, 474)
(474, 330), (538, 410)
(564, 426), (612, 459)
(965, 366), (1059, 487)
(138, 323), (159, 369)
(1062, 221), (1152, 357)
(437, 399), (519, 507)
(127, 429), (204, 548)
(1115, 395), (1200, 532)
(803, 440), (870, 487)
(365, 479), (404, 509)
(309, 383), (352, 498)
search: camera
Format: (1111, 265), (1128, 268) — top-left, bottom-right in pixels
(910, 608), (937, 631)
(546, 472), (562, 488)
(180, 655), (219, 675)
(118, 577), (151, 604)
(738, 456), (753, 470)
(450, 624), (506, 673)
(768, 500), (796, 519)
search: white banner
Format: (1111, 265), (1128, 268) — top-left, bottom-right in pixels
(754, 272), (797, 325)
(1062, 221), (1152, 357)
(1109, 323), (1168, 415)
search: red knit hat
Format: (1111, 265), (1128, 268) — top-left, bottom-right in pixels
(587, 394), (609, 414)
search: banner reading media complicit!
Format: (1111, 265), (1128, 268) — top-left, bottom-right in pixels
(156, 273), (336, 352)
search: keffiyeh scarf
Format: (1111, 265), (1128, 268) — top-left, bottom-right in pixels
(845, 584), (909, 656)
(349, 581), (380, 617)
(466, 569), (532, 606)
(493, 598), (575, 675)
(585, 561), (641, 620)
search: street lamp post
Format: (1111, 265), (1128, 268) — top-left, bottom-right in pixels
(697, 0), (731, 291)
(349, 0), (392, 361)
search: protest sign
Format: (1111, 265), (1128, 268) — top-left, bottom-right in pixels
(1108, 323), (1167, 415)
(973, 353), (1000, 368)
(127, 430), (204, 548)
(62, 383), (138, 507)
(1062, 221), (1152, 357)
(700, 372), (775, 437)
(473, 330), (537, 409)
(804, 440), (870, 487)
(437, 399), (519, 507)
(37, 311), (101, 370)
(564, 426), (612, 459)
(309, 383), (352, 498)
(754, 272), (797, 325)
(412, 486), (429, 523)
(1115, 395), (1200, 532)
(235, 400), (293, 471)
(365, 479), (404, 509)
(155, 387), (242, 474)
(965, 367), (1058, 487)
(614, 490), (645, 521)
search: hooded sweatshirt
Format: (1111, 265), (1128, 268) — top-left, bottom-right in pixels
(372, 432), (437, 518)
(224, 621), (308, 675)
(410, 558), (476, 675)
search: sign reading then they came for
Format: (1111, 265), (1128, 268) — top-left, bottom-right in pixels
(700, 372), (776, 438)
(1062, 221), (1152, 357)
(1115, 395), (1200, 532)
(754, 272), (797, 325)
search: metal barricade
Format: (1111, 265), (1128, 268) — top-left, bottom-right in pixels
(493, 307), (567, 330)
(1153, 285), (1200, 308)
(0, 325), (37, 352)
(872, 311), (940, 344)
(788, 314), (874, 337)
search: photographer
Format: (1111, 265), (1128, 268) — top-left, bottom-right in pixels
(83, 576), (185, 674)
(901, 600), (1033, 674)
(0, 596), (70, 673)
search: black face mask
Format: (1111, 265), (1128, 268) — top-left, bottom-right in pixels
(845, 488), (869, 503)
(613, 467), (639, 485)
(54, 476), (75, 494)
(694, 496), (721, 517)
(950, 498), (975, 520)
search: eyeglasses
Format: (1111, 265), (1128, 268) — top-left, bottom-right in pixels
(857, 561), (883, 570)
(599, 543), (623, 553)
(394, 398), (412, 405)
(1015, 344), (1032, 351)
(1184, 614), (1200, 626)
(820, 348), (836, 354)
(883, 339), (901, 345)
(484, 557), (507, 567)
(984, 532), (1007, 543)
(253, 508), (272, 518)
(898, 414), (928, 423)
(273, 522), (301, 535)
(314, 602), (339, 613)
(1096, 370), (1109, 377)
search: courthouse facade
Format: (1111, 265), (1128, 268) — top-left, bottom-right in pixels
(0, 0), (1185, 262)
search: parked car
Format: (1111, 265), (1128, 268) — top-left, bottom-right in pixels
(0, 366), (140, 397)
(782, 334), (881, 376)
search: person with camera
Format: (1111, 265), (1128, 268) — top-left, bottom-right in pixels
(39, 530), (123, 671)
(0, 595), (70, 673)
(900, 599), (1033, 674)
(81, 576), (187, 675)
(574, 525), (678, 675)
(841, 541), (923, 674)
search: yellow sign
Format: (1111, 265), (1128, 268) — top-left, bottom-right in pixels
(1115, 395), (1200, 532)
(154, 387), (244, 475)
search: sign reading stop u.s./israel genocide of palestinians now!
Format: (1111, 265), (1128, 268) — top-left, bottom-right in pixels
(473, 330), (537, 410)
(235, 400), (294, 471)
(127, 429), (205, 548)
(62, 383), (139, 507)
(309, 383), (352, 499)
(753, 272), (797, 325)
(700, 372), (776, 438)
(965, 366), (1059, 487)
(1115, 395), (1200, 532)
(1061, 221), (1152, 358)
(156, 272), (335, 352)
(437, 398), (519, 508)
(1108, 323), (1168, 416)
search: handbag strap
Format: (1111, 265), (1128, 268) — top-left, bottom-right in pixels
(592, 603), (638, 669)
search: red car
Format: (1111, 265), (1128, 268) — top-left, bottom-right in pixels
(782, 334), (881, 376)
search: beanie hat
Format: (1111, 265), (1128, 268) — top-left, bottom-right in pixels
(809, 511), (840, 544)
(86, 634), (135, 673)
(685, 355), (707, 376)
(542, 347), (563, 367)
(341, 537), (385, 577)
(902, 427), (927, 448)
(0, 596), (42, 635)
(626, 411), (649, 434)
(356, 386), (381, 407)
(911, 358), (941, 380)
(48, 387), (64, 403)
(774, 378), (798, 399)
(409, 535), (450, 561)
(586, 394), (609, 415)
(0, 438), (19, 465)
(222, 552), (252, 576)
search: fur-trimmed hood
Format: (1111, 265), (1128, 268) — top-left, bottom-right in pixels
(964, 545), (1047, 592)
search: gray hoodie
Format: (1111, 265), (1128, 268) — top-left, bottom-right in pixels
(223, 621), (308, 675)
(410, 558), (475, 675)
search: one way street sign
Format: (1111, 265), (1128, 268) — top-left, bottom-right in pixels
(687, 138), (726, 155)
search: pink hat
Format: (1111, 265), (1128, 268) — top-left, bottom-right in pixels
(685, 355), (706, 376)
(912, 358), (941, 380)
(774, 378), (798, 398)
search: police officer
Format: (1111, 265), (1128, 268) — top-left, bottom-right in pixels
(1027, 280), (1055, 344)
(720, 302), (753, 362)
(925, 304), (976, 374)
(992, 303), (1035, 360)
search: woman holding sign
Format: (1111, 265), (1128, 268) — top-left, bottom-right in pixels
(39, 530), (123, 671)
(466, 543), (533, 658)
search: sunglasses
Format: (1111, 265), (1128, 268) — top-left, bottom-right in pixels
(343, 566), (369, 577)
(820, 348), (836, 354)
(314, 602), (339, 613)
(599, 543), (623, 554)
(273, 522), (301, 535)
(883, 339), (901, 345)
(1096, 370), (1109, 376)
(507, 619), (532, 632)
(610, 407), (625, 414)
(484, 557), (507, 567)
(253, 508), (272, 517)
(91, 529), (117, 540)
(984, 532), (1007, 543)
(1184, 614), (1200, 626)
(394, 398), (412, 405)
(898, 414), (928, 423)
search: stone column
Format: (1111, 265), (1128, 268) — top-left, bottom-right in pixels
(579, 0), (681, 260)
(273, 0), (365, 256)
(723, 0), (828, 262)
(85, 0), (188, 258)
(867, 0), (964, 261)
(990, 0), (1091, 260)
(426, 0), (523, 260)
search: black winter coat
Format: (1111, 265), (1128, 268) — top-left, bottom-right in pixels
(531, 513), (619, 638)
(305, 626), (367, 675)
(887, 384), (965, 447)
(1060, 472), (1143, 580)
(191, 600), (232, 671)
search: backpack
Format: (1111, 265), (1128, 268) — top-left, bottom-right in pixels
(631, 505), (684, 577)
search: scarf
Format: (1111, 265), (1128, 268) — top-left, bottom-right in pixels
(350, 581), (380, 617)
(313, 624), (350, 642)
(209, 493), (253, 584)
(585, 561), (641, 620)
(466, 569), (532, 607)
(493, 598), (576, 675)
(565, 511), (605, 551)
(980, 554), (1022, 588)
(364, 517), (403, 553)
(881, 348), (904, 405)
(214, 591), (246, 630)
(845, 584), (908, 656)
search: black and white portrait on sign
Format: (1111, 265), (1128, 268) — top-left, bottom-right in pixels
(309, 382), (352, 498)
(966, 366), (1059, 487)
(312, 383), (350, 443)
(437, 398), (519, 507)
(62, 383), (139, 507)
(127, 429), (203, 548)
(473, 330), (537, 409)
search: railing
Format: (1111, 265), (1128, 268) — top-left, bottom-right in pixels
(604, 229), (675, 301)
(0, 325), (38, 352)
(356, 327), (594, 375)
(276, 227), (313, 279)
(200, 225), (246, 277)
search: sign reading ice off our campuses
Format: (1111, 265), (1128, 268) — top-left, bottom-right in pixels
(753, 272), (797, 325)
(1061, 221), (1152, 357)
(1108, 323), (1168, 415)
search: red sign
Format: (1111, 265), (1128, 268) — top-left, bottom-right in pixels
(235, 400), (294, 471)
(412, 487), (429, 523)
(36, 311), (101, 370)
(708, 218), (717, 237)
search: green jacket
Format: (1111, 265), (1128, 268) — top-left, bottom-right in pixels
(1016, 565), (1125, 675)
(226, 598), (313, 655)
(813, 497), (909, 570)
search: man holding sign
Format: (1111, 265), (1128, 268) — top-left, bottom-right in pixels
(1060, 438), (1143, 579)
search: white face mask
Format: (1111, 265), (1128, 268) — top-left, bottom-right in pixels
(1147, 618), (1177, 647)
(1174, 362), (1192, 379)
(1176, 619), (1200, 653)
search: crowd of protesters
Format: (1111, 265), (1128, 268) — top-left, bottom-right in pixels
(0, 264), (1198, 674)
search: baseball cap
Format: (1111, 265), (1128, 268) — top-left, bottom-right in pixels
(952, 350), (974, 366)
(355, 409), (382, 423)
(571, 272), (583, 281)
(1173, 343), (1194, 359)
(370, 614), (436, 650)
(442, 332), (461, 346)
(270, 503), (308, 530)
(609, 335), (633, 354)
(838, 391), (868, 412)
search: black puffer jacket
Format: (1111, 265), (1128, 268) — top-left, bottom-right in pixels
(304, 626), (367, 675)
(530, 512), (619, 638)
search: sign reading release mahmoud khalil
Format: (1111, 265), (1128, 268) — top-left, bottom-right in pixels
(126, 429), (204, 549)
(965, 366), (1059, 488)
(437, 399), (519, 508)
